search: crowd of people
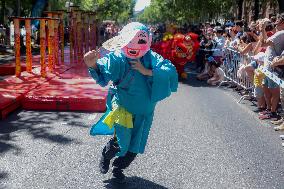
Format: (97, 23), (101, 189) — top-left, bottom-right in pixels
(146, 13), (284, 132)
(188, 13), (284, 131)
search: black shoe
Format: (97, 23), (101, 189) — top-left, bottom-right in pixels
(99, 156), (110, 174)
(253, 108), (265, 113)
(112, 169), (126, 183)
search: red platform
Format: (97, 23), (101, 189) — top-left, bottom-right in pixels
(26, 65), (108, 112)
(22, 77), (108, 112)
(0, 49), (108, 120)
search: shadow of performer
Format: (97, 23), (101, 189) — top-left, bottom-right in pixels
(103, 176), (169, 189)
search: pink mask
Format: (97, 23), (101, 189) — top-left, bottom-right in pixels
(121, 31), (152, 59)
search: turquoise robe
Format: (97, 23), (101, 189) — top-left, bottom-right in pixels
(88, 50), (178, 156)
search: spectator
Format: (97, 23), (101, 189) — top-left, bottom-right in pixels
(270, 51), (284, 130)
(259, 13), (284, 120)
(212, 27), (225, 63)
(207, 57), (225, 86)
(196, 56), (215, 81)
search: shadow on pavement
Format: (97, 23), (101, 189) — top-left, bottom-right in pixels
(180, 72), (211, 88)
(103, 176), (168, 189)
(0, 109), (92, 155)
(0, 171), (9, 180)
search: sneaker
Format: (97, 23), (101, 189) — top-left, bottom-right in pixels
(274, 123), (284, 131)
(279, 135), (284, 140)
(253, 108), (266, 113)
(271, 118), (284, 125)
(112, 169), (126, 184)
(99, 156), (110, 174)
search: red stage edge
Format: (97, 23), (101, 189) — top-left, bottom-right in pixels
(22, 98), (106, 112)
(0, 100), (22, 120)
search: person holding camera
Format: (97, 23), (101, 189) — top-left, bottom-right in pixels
(259, 13), (284, 121)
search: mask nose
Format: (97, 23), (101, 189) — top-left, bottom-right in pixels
(138, 39), (147, 44)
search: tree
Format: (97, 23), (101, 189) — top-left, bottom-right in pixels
(137, 0), (235, 24)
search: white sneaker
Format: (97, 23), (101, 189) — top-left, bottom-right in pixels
(274, 123), (284, 131)
(280, 135), (284, 140)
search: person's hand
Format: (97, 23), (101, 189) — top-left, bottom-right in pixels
(84, 50), (98, 69)
(259, 20), (267, 31)
(130, 59), (152, 76)
(270, 56), (280, 68)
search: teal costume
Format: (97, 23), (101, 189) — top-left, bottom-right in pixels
(89, 50), (178, 156)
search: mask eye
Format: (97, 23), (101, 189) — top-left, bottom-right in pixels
(138, 39), (147, 44)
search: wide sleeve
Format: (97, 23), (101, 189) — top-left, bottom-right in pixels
(88, 52), (121, 87)
(150, 51), (178, 103)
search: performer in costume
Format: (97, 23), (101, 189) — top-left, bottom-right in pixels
(83, 22), (178, 183)
(169, 32), (200, 78)
(152, 32), (200, 79)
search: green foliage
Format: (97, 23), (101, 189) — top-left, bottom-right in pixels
(137, 0), (235, 24)
(80, 0), (135, 24)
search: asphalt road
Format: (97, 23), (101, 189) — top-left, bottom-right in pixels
(0, 74), (283, 189)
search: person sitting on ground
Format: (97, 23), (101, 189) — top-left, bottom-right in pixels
(196, 55), (214, 81)
(207, 57), (225, 86)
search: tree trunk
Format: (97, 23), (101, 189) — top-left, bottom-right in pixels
(279, 0), (284, 13)
(254, 0), (259, 21)
(237, 0), (244, 20)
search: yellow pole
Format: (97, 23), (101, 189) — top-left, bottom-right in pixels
(48, 18), (55, 72)
(25, 19), (32, 73)
(54, 16), (59, 65)
(72, 11), (77, 63)
(59, 12), (64, 63)
(73, 11), (78, 63)
(84, 14), (89, 53)
(76, 11), (82, 63)
(69, 11), (73, 64)
(91, 16), (96, 50)
(40, 19), (46, 77)
(14, 18), (21, 77)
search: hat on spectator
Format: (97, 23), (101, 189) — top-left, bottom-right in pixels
(215, 26), (224, 33)
(207, 56), (215, 63)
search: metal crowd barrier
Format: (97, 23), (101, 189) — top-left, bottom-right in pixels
(258, 66), (284, 88)
(220, 47), (284, 103)
(219, 47), (254, 103)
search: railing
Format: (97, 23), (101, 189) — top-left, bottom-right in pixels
(220, 47), (284, 103)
